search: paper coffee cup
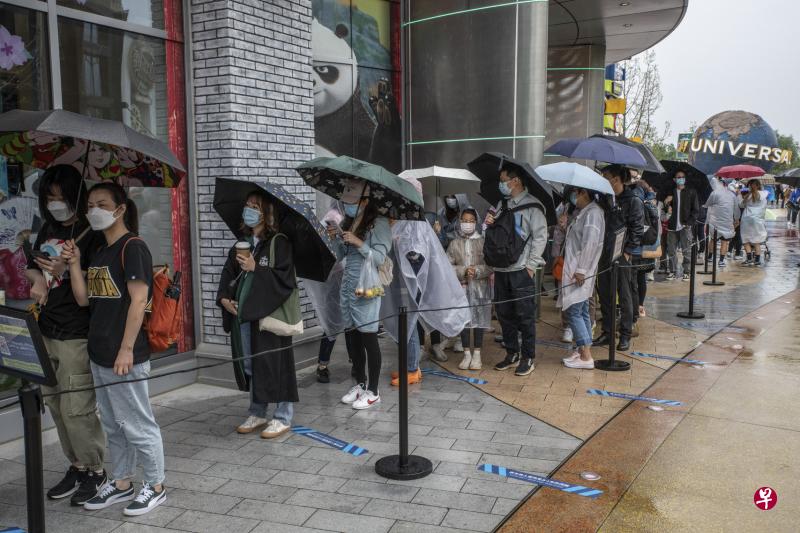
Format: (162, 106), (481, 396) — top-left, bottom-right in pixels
(235, 241), (251, 257)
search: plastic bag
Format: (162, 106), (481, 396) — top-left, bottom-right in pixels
(355, 250), (384, 299)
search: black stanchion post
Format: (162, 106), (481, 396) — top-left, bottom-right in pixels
(677, 241), (705, 319)
(375, 307), (432, 480)
(703, 230), (725, 287)
(594, 261), (630, 372)
(698, 233), (712, 275)
(19, 381), (45, 533)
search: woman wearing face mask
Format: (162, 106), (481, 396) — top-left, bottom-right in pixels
(217, 191), (299, 436)
(446, 208), (491, 370)
(326, 179), (392, 409)
(24, 165), (108, 507)
(62, 182), (166, 516)
(559, 188), (605, 369)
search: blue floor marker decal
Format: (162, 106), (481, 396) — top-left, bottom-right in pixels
(586, 389), (683, 406)
(479, 464), (603, 499)
(291, 426), (368, 456)
(630, 351), (708, 365)
(421, 368), (488, 385)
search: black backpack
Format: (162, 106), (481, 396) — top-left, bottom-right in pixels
(483, 202), (545, 268)
(600, 204), (628, 266)
(641, 200), (659, 246)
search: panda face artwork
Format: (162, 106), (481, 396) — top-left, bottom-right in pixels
(312, 19), (358, 118)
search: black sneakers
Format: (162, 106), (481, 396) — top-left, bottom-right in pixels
(124, 483), (167, 516)
(47, 465), (82, 500)
(514, 358), (535, 376)
(83, 481), (135, 510)
(71, 470), (107, 506)
(316, 365), (330, 383)
(494, 353), (520, 371)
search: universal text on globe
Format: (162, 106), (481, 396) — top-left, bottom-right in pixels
(690, 138), (793, 165)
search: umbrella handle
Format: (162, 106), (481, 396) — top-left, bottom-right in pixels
(69, 140), (92, 241)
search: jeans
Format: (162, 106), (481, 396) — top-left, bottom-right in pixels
(90, 361), (164, 485)
(459, 328), (485, 351)
(240, 323), (293, 423)
(565, 300), (592, 347)
(789, 206), (799, 224)
(41, 337), (105, 471)
(494, 269), (537, 359)
(667, 227), (693, 274)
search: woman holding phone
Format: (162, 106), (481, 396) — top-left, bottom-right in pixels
(24, 165), (107, 506)
(63, 182), (166, 516)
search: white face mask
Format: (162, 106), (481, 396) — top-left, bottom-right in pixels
(47, 201), (74, 222)
(460, 222), (476, 235)
(86, 206), (120, 231)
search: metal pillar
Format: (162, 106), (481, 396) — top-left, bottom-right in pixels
(594, 262), (630, 371)
(19, 381), (45, 533)
(677, 242), (705, 319)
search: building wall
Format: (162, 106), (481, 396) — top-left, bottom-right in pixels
(190, 0), (316, 346)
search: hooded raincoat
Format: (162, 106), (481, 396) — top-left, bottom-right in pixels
(557, 201), (605, 311)
(381, 220), (470, 344)
(704, 177), (739, 240)
(740, 190), (769, 244)
(446, 212), (492, 330)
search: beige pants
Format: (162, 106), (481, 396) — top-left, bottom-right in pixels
(41, 337), (105, 471)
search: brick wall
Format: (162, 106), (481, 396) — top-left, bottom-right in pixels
(190, 0), (316, 346)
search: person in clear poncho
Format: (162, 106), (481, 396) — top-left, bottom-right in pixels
(381, 212), (470, 387)
(739, 179), (769, 266)
(446, 208), (492, 370)
(704, 176), (740, 268)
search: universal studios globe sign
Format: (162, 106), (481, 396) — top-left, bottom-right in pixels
(688, 110), (792, 175)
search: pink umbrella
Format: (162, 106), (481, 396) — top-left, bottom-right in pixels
(715, 164), (765, 180)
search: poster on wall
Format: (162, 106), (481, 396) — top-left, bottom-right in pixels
(312, 0), (401, 173)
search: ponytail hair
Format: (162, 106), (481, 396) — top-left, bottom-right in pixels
(89, 181), (139, 234)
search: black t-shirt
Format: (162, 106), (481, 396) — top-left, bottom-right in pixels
(86, 233), (153, 367)
(27, 221), (104, 340)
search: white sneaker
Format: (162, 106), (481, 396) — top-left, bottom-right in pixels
(646, 271), (655, 282)
(431, 343), (448, 362)
(443, 337), (455, 350)
(453, 339), (464, 353)
(352, 390), (381, 410)
(458, 350), (472, 370)
(564, 358), (595, 369)
(261, 419), (290, 439)
(561, 328), (574, 343)
(236, 415), (267, 434)
(562, 351), (581, 364)
(341, 383), (366, 404)
(469, 350), (482, 370)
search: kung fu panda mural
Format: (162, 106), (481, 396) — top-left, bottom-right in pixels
(311, 0), (401, 173)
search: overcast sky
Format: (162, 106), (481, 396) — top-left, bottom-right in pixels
(647, 0), (800, 144)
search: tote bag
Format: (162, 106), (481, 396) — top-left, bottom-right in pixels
(259, 234), (303, 337)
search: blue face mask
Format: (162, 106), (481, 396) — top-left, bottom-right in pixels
(568, 192), (578, 206)
(343, 203), (359, 218)
(242, 206), (262, 228)
(498, 181), (512, 197)
(675, 177), (686, 187)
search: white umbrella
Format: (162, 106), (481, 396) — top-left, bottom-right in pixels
(399, 166), (482, 197)
(535, 162), (614, 196)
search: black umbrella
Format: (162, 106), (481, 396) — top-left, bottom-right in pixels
(467, 152), (557, 225)
(640, 171), (674, 202)
(776, 168), (800, 187)
(589, 134), (666, 174)
(660, 160), (713, 203)
(213, 178), (335, 282)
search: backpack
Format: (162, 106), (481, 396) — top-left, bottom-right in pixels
(483, 201), (545, 268)
(641, 200), (659, 246)
(121, 237), (183, 352)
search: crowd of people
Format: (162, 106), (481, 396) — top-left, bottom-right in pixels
(23, 159), (795, 519)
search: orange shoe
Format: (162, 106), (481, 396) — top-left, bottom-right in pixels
(391, 370), (399, 380)
(391, 369), (422, 387)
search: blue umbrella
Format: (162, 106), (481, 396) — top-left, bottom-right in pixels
(545, 137), (648, 167)
(213, 178), (335, 282)
(535, 162), (614, 196)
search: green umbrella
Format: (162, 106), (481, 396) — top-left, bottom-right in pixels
(296, 156), (424, 220)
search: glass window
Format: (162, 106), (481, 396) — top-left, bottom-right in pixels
(57, 0), (165, 30)
(0, 2), (51, 113)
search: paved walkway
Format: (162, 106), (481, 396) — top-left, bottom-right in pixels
(0, 221), (797, 533)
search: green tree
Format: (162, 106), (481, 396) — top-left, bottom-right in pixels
(651, 141), (678, 162)
(772, 132), (798, 174)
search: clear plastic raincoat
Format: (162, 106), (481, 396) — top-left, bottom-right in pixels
(381, 220), (470, 344)
(446, 215), (492, 330)
(704, 177), (739, 240)
(740, 190), (769, 244)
